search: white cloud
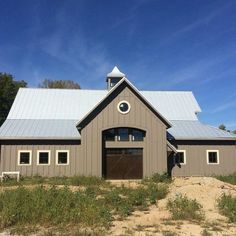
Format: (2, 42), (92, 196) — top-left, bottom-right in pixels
(211, 101), (236, 113)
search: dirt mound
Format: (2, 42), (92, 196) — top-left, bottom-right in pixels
(110, 177), (236, 236)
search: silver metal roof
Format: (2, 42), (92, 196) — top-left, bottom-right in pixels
(168, 120), (236, 140)
(7, 88), (200, 121)
(0, 119), (80, 139)
(1, 119), (235, 140)
(1, 87), (234, 140)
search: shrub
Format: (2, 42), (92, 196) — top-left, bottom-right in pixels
(151, 172), (171, 183)
(142, 172), (171, 185)
(128, 187), (147, 207)
(0, 186), (112, 229)
(215, 173), (236, 185)
(146, 183), (169, 204)
(217, 193), (236, 222)
(104, 188), (132, 218)
(201, 229), (212, 236)
(70, 175), (106, 186)
(167, 194), (204, 221)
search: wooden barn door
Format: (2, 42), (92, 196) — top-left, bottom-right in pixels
(104, 148), (143, 179)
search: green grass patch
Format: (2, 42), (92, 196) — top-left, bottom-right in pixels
(215, 173), (236, 185)
(167, 194), (204, 221)
(142, 172), (172, 185)
(0, 174), (170, 232)
(0, 175), (110, 187)
(217, 193), (236, 222)
(0, 186), (112, 229)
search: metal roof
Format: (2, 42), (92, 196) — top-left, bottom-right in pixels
(1, 119), (235, 140)
(2, 86), (233, 140)
(168, 120), (236, 140)
(0, 119), (80, 140)
(7, 88), (200, 121)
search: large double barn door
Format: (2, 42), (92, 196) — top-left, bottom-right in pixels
(104, 148), (143, 179)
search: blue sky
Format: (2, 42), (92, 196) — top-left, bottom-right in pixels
(0, 0), (236, 129)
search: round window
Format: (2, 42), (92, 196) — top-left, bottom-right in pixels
(117, 101), (131, 114)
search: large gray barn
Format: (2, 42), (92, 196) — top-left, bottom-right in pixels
(0, 67), (236, 179)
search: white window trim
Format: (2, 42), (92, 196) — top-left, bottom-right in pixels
(206, 150), (219, 165)
(117, 100), (131, 114)
(18, 150), (32, 166)
(176, 150), (186, 165)
(56, 150), (70, 165)
(37, 150), (50, 166)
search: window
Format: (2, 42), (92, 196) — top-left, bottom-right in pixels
(117, 100), (131, 114)
(37, 150), (50, 165)
(132, 129), (144, 141)
(18, 150), (32, 165)
(56, 150), (69, 165)
(118, 128), (129, 141)
(207, 150), (219, 164)
(175, 150), (186, 165)
(104, 128), (115, 141)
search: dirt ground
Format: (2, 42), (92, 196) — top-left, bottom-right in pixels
(110, 177), (236, 236)
(1, 177), (236, 235)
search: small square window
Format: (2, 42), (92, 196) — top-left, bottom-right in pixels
(176, 151), (186, 165)
(56, 151), (69, 165)
(207, 150), (219, 164)
(37, 151), (50, 165)
(18, 151), (31, 165)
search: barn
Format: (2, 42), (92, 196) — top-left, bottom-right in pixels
(0, 67), (236, 179)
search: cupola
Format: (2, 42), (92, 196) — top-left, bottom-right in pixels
(106, 66), (125, 90)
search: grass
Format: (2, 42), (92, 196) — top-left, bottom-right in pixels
(217, 193), (236, 222)
(215, 173), (236, 185)
(167, 194), (204, 221)
(0, 173), (170, 234)
(0, 175), (110, 187)
(201, 229), (212, 236)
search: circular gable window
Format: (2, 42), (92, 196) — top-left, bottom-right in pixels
(117, 101), (131, 114)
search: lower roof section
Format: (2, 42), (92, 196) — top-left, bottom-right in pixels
(0, 119), (80, 140)
(0, 119), (235, 140)
(168, 120), (236, 140)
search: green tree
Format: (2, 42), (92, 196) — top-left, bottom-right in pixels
(0, 73), (27, 126)
(219, 124), (226, 130)
(39, 79), (81, 89)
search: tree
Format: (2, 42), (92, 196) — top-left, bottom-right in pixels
(233, 130), (236, 134)
(218, 124), (226, 130)
(39, 79), (81, 89)
(0, 73), (27, 126)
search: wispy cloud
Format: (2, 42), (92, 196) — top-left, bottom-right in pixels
(211, 100), (236, 113)
(109, 0), (146, 30)
(156, 50), (234, 88)
(29, 6), (113, 87)
(173, 3), (232, 36)
(158, 2), (234, 47)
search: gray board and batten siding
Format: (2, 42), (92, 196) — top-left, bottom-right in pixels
(170, 140), (236, 177)
(0, 83), (169, 177)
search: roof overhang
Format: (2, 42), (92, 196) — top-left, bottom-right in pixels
(167, 140), (178, 153)
(173, 137), (236, 141)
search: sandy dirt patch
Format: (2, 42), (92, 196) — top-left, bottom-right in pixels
(110, 177), (236, 236)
